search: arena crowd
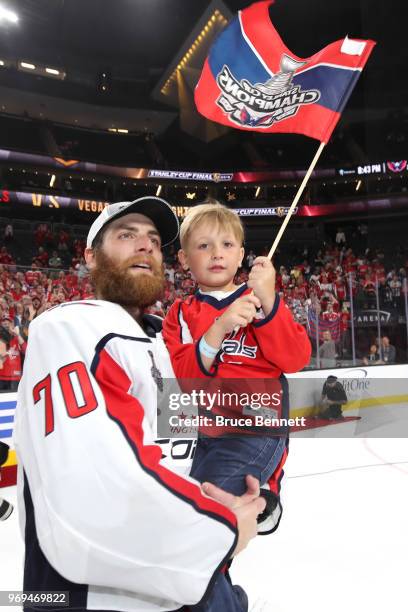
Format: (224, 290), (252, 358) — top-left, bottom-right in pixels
(0, 221), (406, 388)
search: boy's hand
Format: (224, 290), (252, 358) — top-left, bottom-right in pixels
(247, 257), (276, 315)
(215, 294), (261, 335)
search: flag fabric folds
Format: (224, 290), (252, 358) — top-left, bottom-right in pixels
(307, 306), (341, 342)
(195, 0), (375, 143)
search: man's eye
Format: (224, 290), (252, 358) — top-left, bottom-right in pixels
(119, 232), (134, 240)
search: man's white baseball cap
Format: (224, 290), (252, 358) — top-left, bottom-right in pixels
(86, 196), (179, 248)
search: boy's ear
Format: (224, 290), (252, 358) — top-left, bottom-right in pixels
(178, 249), (189, 271)
(239, 246), (245, 267)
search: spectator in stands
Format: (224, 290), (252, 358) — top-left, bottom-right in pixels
(30, 295), (43, 319)
(322, 302), (340, 327)
(48, 250), (62, 270)
(44, 226), (55, 250)
(318, 271), (333, 297)
(0, 246), (14, 266)
(319, 330), (337, 368)
(14, 302), (24, 329)
(0, 315), (26, 390)
(75, 256), (88, 280)
(3, 223), (13, 244)
(388, 273), (402, 310)
(380, 336), (396, 364)
(335, 227), (346, 246)
(10, 280), (25, 302)
(363, 344), (381, 366)
(362, 273), (376, 298)
(57, 229), (70, 252)
(33, 246), (49, 268)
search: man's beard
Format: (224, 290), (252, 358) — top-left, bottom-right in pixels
(91, 249), (165, 309)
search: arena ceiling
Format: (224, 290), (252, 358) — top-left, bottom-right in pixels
(0, 0), (406, 162)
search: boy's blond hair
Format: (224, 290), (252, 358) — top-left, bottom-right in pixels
(179, 201), (244, 249)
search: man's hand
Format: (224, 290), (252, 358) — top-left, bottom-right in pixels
(247, 257), (276, 316)
(202, 475), (266, 556)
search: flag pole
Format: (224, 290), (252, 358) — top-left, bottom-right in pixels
(267, 141), (326, 259)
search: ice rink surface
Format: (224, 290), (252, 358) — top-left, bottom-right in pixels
(1, 404), (408, 612)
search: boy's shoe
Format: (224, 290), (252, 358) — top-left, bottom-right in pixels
(232, 585), (249, 612)
(0, 498), (13, 521)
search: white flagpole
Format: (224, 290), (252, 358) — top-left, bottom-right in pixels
(267, 141), (326, 259)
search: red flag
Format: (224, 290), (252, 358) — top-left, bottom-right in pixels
(195, 0), (375, 143)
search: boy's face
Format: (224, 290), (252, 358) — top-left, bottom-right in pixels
(179, 221), (244, 292)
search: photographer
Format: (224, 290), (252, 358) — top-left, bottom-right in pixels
(318, 375), (348, 420)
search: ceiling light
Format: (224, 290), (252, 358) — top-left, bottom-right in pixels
(45, 67), (59, 75)
(355, 179), (362, 191)
(20, 61), (35, 70)
(49, 174), (56, 187)
(0, 6), (18, 23)
(0, 60), (4, 66)
(156, 185), (162, 196)
(117, 128), (128, 134)
(255, 186), (261, 198)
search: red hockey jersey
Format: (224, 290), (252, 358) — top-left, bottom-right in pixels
(163, 284), (311, 534)
(163, 284), (311, 381)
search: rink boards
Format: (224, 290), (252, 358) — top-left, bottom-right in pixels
(1, 363), (407, 487)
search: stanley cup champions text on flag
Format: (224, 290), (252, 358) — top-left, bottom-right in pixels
(195, 0), (375, 143)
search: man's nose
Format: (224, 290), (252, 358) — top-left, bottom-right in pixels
(135, 235), (153, 253)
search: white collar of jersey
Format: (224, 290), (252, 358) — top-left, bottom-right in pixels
(198, 283), (246, 301)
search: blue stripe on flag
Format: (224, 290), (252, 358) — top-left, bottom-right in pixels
(0, 415), (14, 424)
(0, 401), (17, 410)
(294, 66), (359, 112)
(0, 429), (13, 439)
(209, 15), (271, 84)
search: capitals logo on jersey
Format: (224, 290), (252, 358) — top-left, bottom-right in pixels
(216, 55), (320, 129)
(220, 331), (258, 361)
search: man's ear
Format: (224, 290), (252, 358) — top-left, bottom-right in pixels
(84, 247), (95, 271)
(178, 249), (189, 271)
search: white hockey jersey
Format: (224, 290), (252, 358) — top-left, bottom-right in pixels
(14, 300), (237, 612)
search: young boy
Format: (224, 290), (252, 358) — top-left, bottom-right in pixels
(163, 202), (311, 534)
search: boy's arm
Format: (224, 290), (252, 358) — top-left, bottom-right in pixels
(252, 296), (312, 373)
(162, 300), (218, 377)
(247, 257), (311, 372)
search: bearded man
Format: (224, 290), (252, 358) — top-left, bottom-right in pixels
(15, 197), (264, 612)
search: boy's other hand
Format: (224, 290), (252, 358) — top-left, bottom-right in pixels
(247, 257), (276, 313)
(215, 294), (261, 335)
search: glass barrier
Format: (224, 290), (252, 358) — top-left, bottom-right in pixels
(304, 275), (407, 369)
